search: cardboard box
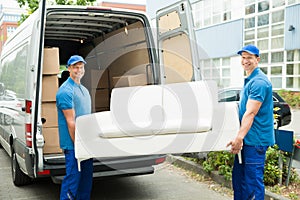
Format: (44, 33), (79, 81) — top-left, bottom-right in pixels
(112, 74), (147, 88)
(41, 102), (58, 127)
(43, 47), (60, 75)
(91, 89), (110, 110)
(43, 127), (62, 154)
(91, 69), (109, 89)
(95, 107), (110, 112)
(42, 75), (58, 102)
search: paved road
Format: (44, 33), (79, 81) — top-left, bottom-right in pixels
(0, 148), (231, 200)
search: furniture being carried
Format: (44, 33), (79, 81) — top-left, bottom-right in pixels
(75, 81), (240, 168)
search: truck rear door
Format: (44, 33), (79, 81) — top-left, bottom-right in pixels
(33, 0), (47, 174)
(156, 0), (201, 84)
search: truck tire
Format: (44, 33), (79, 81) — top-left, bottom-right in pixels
(11, 151), (32, 186)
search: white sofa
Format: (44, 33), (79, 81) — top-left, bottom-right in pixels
(75, 81), (240, 165)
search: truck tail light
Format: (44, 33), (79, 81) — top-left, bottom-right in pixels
(155, 157), (166, 164)
(37, 169), (50, 175)
(25, 100), (32, 148)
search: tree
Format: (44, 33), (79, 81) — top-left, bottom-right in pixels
(17, 0), (97, 23)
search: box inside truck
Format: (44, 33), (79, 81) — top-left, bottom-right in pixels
(41, 9), (154, 154)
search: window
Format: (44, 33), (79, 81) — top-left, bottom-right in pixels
(271, 37), (284, 49)
(272, 10), (284, 23)
(7, 26), (17, 37)
(245, 4), (255, 15)
(245, 0), (255, 4)
(287, 50), (300, 62)
(288, 0), (300, 5)
(258, 1), (270, 12)
(271, 52), (284, 62)
(192, 0), (232, 28)
(258, 14), (269, 26)
(260, 53), (268, 63)
(245, 17), (255, 29)
(212, 68), (220, 78)
(200, 57), (231, 85)
(213, 14), (221, 24)
(204, 2), (212, 26)
(218, 90), (239, 102)
(272, 24), (284, 36)
(271, 66), (282, 75)
(257, 39), (269, 50)
(222, 68), (230, 76)
(0, 43), (28, 99)
(273, 0), (285, 8)
(260, 67), (268, 74)
(271, 77), (282, 88)
(203, 69), (211, 78)
(287, 64), (300, 75)
(285, 51), (300, 89)
(257, 27), (269, 38)
(192, 2), (203, 28)
(286, 77), (300, 88)
(213, 58), (220, 67)
(245, 41), (255, 46)
(221, 78), (230, 87)
(204, 59), (211, 68)
(223, 57), (230, 66)
(223, 12), (231, 21)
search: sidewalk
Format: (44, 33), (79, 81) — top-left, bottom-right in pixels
(167, 155), (290, 200)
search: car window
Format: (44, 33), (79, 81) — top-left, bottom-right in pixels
(273, 96), (279, 102)
(218, 90), (239, 102)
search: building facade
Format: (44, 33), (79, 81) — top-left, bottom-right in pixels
(0, 0), (26, 53)
(147, 0), (300, 91)
(193, 0), (300, 91)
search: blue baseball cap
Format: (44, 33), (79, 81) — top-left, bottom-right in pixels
(237, 44), (260, 57)
(66, 55), (86, 68)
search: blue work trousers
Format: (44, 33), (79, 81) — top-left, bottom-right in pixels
(232, 145), (268, 200)
(60, 150), (93, 200)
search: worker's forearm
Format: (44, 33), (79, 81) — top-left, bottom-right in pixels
(238, 111), (255, 140)
(67, 121), (76, 142)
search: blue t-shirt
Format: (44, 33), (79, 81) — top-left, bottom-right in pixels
(56, 77), (91, 150)
(239, 67), (275, 146)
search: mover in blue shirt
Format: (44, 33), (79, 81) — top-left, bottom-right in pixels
(56, 55), (93, 200)
(227, 45), (275, 200)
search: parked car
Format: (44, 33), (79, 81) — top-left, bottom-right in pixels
(218, 87), (292, 127)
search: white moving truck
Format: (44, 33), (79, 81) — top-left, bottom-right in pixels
(0, 0), (239, 186)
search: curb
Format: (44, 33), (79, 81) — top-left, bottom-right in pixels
(166, 155), (290, 200)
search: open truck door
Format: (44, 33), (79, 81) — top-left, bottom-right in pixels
(75, 0), (240, 165)
(156, 0), (201, 84)
(33, 0), (47, 174)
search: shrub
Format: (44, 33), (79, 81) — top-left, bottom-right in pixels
(200, 146), (299, 186)
(277, 90), (300, 108)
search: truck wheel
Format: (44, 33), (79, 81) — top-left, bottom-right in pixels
(11, 151), (32, 186)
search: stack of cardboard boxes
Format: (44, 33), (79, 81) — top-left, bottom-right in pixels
(112, 74), (147, 88)
(91, 69), (110, 112)
(41, 47), (62, 154)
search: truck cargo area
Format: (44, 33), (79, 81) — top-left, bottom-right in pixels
(41, 8), (155, 156)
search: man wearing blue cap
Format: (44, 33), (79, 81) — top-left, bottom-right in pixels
(227, 45), (275, 199)
(56, 55), (93, 200)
